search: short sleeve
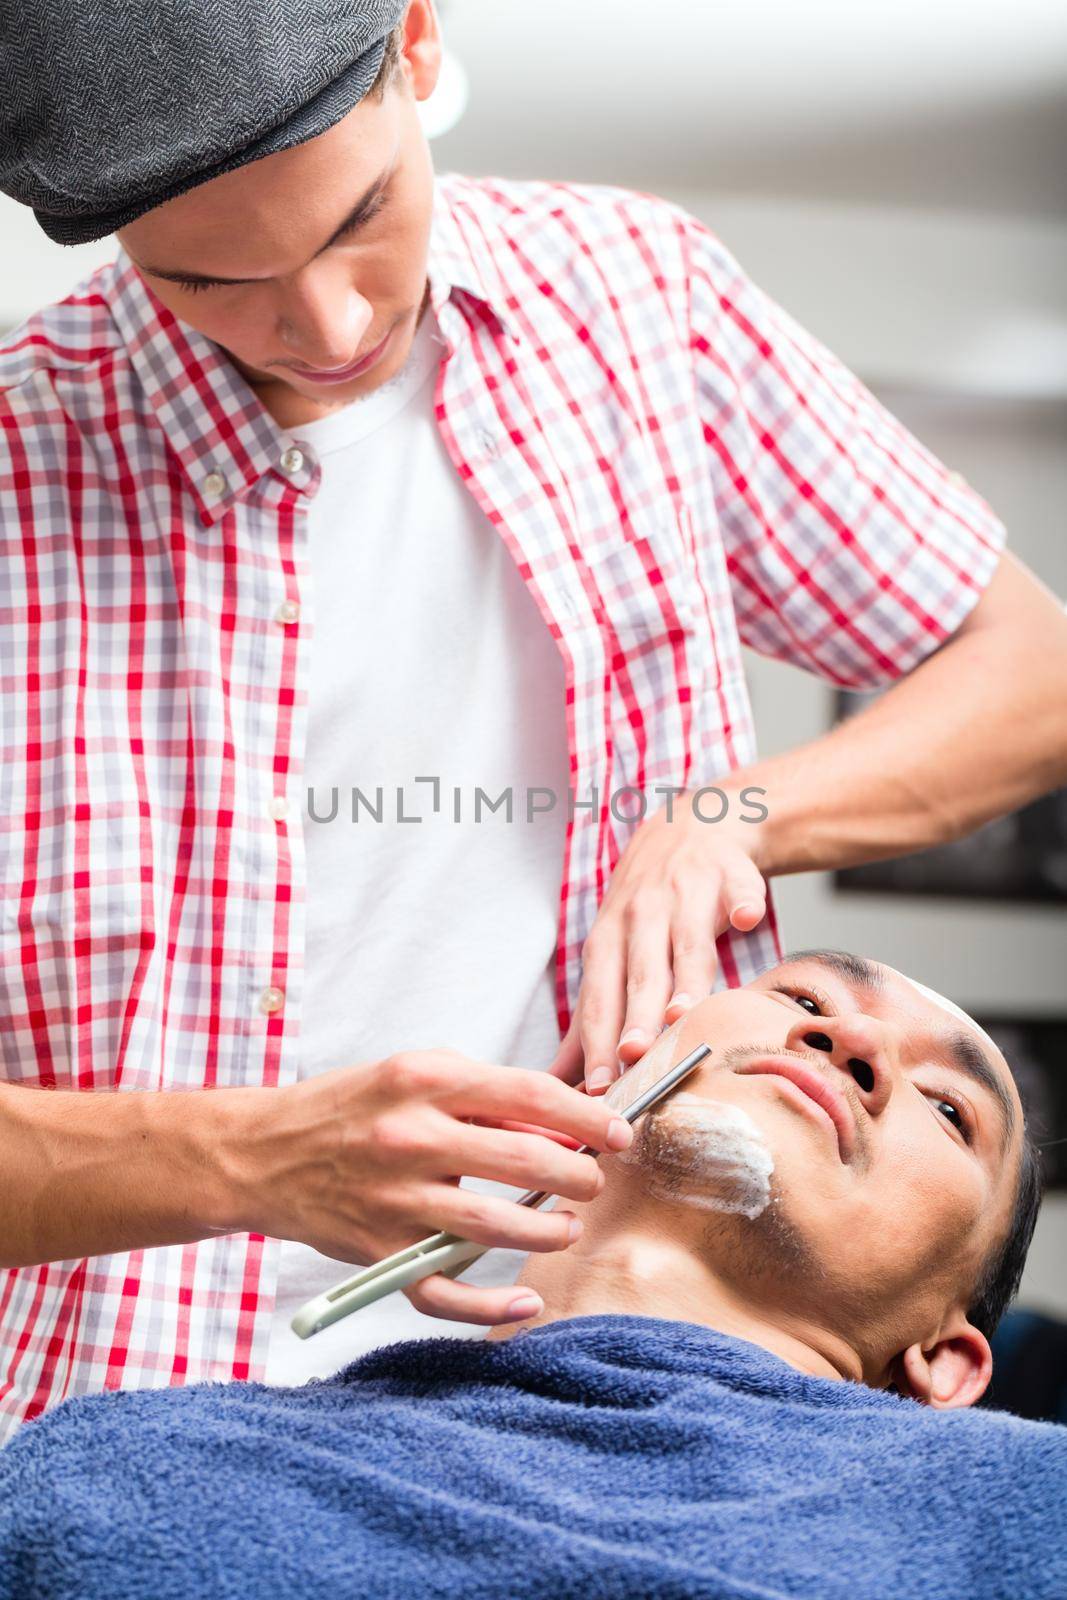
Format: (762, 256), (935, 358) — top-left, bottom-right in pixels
(682, 215), (1008, 689)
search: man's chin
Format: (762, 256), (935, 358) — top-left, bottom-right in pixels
(622, 1093), (776, 1221)
(647, 1082), (847, 1235)
(237, 338), (412, 411)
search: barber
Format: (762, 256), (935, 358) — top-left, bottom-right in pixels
(1, 0), (1065, 1436)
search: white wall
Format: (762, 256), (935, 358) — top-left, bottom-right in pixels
(436, 0), (1067, 219)
(668, 198), (1067, 402)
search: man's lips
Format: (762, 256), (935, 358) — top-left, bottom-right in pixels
(290, 327), (394, 385)
(738, 1056), (856, 1162)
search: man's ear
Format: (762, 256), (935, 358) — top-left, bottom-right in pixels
(889, 1312), (993, 1410)
(399, 0), (442, 101)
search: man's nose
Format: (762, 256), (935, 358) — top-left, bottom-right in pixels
(784, 1011), (894, 1117)
(275, 264), (374, 366)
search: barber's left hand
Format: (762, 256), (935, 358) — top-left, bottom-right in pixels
(547, 793), (769, 1093)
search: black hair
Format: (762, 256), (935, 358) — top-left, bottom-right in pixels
(967, 1129), (1043, 1338)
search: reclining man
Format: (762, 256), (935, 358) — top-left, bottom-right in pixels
(1, 948), (1063, 1600)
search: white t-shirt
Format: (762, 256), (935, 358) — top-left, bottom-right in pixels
(264, 308), (570, 1383)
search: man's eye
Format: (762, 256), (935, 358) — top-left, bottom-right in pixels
(771, 983), (826, 1017)
(337, 190), (390, 239)
(935, 1098), (964, 1131)
(930, 1094), (975, 1143)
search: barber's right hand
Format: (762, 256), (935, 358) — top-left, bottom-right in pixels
(226, 1049), (633, 1325)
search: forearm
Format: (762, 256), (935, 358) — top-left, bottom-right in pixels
(0, 1081), (253, 1268)
(726, 620), (1067, 878)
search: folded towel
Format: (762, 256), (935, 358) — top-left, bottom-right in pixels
(1, 1314), (1064, 1599)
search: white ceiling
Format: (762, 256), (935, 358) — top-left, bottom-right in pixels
(436, 0), (1067, 216)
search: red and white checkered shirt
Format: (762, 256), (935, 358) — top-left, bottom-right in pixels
(0, 173), (1005, 1435)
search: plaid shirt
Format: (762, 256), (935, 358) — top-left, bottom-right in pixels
(0, 173), (1005, 1434)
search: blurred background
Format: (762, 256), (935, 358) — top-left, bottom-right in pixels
(1, 0), (1064, 1407)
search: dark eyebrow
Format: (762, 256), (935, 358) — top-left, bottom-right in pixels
(779, 947), (886, 997)
(776, 947), (1017, 1153)
(141, 169), (392, 287)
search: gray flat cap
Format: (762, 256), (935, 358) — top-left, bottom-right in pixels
(0, 0), (409, 244)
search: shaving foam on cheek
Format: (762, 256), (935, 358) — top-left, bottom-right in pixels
(620, 1094), (774, 1220)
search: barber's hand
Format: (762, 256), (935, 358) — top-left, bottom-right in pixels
(229, 1049), (633, 1325)
(548, 794), (769, 1093)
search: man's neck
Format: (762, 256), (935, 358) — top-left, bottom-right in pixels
(496, 1228), (865, 1385)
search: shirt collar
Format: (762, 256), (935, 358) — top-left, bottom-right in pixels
(108, 253), (291, 526)
(106, 175), (517, 524)
(425, 174), (520, 343)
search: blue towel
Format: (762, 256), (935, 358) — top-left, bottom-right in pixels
(0, 1314), (1064, 1599)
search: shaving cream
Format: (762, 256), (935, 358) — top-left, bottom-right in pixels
(607, 1037), (774, 1220)
(620, 1094), (773, 1218)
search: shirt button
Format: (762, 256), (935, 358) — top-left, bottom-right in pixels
(281, 446), (305, 476)
(478, 429), (499, 457)
(259, 985), (285, 1015)
(274, 599), (300, 626)
(947, 469), (966, 487)
(203, 470), (226, 498)
(268, 795), (290, 821)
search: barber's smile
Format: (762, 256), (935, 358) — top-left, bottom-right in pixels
(736, 1053), (859, 1163)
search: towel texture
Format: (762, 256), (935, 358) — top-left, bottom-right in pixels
(0, 1314), (1064, 1599)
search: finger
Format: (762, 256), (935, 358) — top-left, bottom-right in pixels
(727, 891), (766, 931)
(404, 1274), (545, 1326)
(575, 932), (628, 1096)
(470, 1116), (584, 1151)
(664, 884), (722, 1022)
(716, 864), (767, 934)
(444, 1124), (605, 1203)
(616, 918), (674, 1067)
(546, 1022), (584, 1085)
(432, 1191), (586, 1255)
(441, 1064), (633, 1154)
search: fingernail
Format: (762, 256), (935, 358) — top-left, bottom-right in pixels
(506, 1293), (543, 1320)
(619, 1027), (648, 1045)
(667, 992), (692, 1011)
(587, 1067), (615, 1093)
(606, 1117), (633, 1151)
(566, 1215), (583, 1243)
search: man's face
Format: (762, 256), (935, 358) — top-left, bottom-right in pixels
(116, 17), (438, 425)
(612, 951), (1024, 1356)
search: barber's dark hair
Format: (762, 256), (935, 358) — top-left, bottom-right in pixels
(367, 22), (406, 99)
(967, 1129), (1043, 1338)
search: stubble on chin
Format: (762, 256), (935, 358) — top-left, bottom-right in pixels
(697, 1188), (825, 1292)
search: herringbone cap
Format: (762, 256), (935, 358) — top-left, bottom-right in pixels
(0, 0), (409, 244)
